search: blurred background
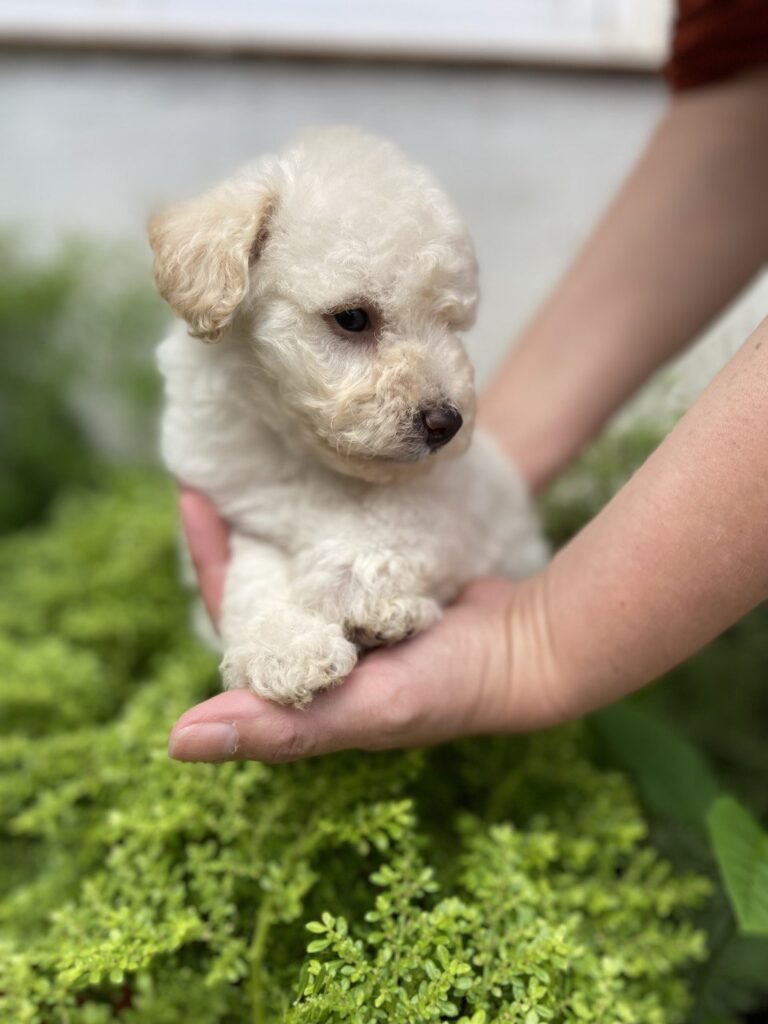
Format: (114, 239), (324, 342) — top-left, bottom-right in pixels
(2, 0), (767, 476)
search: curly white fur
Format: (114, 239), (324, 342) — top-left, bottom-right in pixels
(152, 127), (547, 707)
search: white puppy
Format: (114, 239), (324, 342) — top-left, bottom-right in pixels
(150, 128), (547, 707)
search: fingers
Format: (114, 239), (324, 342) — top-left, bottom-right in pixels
(168, 582), (520, 763)
(179, 486), (229, 627)
(168, 657), (427, 764)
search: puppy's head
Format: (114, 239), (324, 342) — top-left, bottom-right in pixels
(149, 128), (479, 483)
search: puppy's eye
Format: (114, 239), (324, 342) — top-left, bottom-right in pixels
(333, 308), (369, 333)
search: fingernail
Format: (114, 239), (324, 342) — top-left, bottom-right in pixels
(168, 722), (239, 762)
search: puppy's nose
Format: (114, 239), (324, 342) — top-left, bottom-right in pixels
(420, 405), (463, 450)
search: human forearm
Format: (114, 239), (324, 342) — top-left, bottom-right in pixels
(527, 315), (768, 722)
(480, 69), (768, 492)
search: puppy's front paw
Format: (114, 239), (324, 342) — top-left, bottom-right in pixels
(295, 548), (443, 649)
(221, 611), (358, 707)
(346, 594), (441, 649)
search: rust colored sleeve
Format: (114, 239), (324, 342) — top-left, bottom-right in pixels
(664, 0), (768, 91)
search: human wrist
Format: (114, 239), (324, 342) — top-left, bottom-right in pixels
(476, 570), (575, 735)
(476, 401), (551, 495)
(473, 414), (556, 497)
(492, 542), (643, 734)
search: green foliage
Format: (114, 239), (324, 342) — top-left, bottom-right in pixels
(592, 703), (722, 831)
(647, 608), (768, 823)
(0, 476), (710, 1023)
(0, 241), (94, 531)
(593, 704), (768, 945)
(707, 798), (768, 938)
(0, 237), (164, 534)
(288, 816), (707, 1024)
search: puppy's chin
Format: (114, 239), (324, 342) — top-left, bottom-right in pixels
(312, 427), (474, 485)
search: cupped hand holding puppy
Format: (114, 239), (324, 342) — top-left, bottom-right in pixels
(168, 487), (566, 764)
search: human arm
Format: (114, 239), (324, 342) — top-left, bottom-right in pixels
(480, 68), (768, 491)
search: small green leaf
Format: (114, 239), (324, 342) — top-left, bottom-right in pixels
(307, 939), (331, 953)
(707, 796), (768, 936)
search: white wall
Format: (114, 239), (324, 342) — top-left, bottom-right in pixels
(0, 0), (672, 66)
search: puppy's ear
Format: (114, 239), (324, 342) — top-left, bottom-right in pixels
(148, 171), (276, 342)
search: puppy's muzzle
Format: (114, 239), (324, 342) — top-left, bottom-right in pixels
(419, 404), (463, 451)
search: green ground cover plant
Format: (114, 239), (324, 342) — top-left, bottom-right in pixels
(0, 238), (163, 534)
(0, 473), (711, 1023)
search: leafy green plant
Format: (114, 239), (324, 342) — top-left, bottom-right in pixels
(594, 704), (768, 940)
(592, 702), (722, 830)
(0, 475), (710, 1023)
(707, 798), (768, 939)
(0, 241), (94, 531)
(0, 237), (164, 534)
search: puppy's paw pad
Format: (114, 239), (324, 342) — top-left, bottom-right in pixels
(347, 596), (441, 649)
(221, 615), (358, 707)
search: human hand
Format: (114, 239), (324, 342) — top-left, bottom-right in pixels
(169, 489), (572, 764)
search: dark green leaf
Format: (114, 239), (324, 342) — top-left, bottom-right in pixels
(707, 796), (768, 936)
(592, 701), (722, 826)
